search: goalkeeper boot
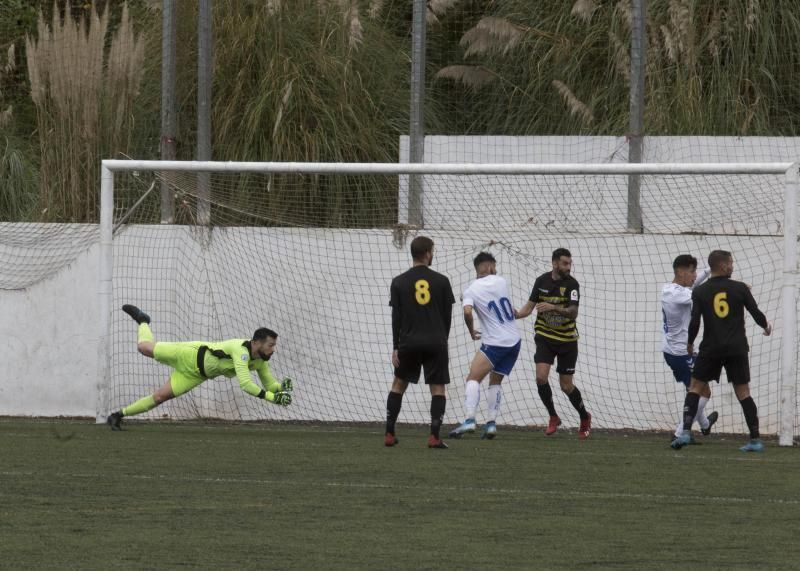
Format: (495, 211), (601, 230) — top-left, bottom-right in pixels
(122, 304), (150, 325)
(545, 415), (562, 436)
(448, 418), (477, 439)
(427, 435), (449, 449)
(578, 413), (592, 441)
(740, 439), (765, 453)
(701, 411), (719, 436)
(384, 432), (398, 447)
(670, 430), (692, 450)
(107, 411), (123, 431)
(481, 421), (497, 440)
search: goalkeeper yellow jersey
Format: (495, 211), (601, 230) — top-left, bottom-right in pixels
(199, 339), (280, 396)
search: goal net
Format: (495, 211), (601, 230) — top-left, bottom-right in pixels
(100, 157), (799, 443)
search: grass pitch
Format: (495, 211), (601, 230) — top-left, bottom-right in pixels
(2, 420), (799, 569)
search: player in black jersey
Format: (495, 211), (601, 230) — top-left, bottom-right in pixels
(671, 250), (772, 452)
(385, 235), (455, 449)
(516, 248), (592, 439)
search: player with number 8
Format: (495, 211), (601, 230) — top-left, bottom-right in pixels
(384, 236), (455, 449)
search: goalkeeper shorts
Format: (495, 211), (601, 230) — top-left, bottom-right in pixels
(153, 342), (207, 396)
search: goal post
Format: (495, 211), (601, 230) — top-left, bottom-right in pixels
(97, 159), (799, 446)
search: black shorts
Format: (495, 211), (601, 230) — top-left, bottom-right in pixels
(692, 352), (750, 385)
(395, 344), (450, 385)
(534, 336), (578, 375)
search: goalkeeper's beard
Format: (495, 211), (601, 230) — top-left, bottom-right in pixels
(259, 351), (272, 361)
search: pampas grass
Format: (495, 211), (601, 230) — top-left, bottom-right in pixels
(25, 1), (146, 222)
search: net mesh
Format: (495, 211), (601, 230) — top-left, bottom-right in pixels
(105, 156), (796, 437)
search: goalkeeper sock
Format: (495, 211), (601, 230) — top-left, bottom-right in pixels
(696, 396), (710, 429)
(739, 396), (760, 439)
(537, 383), (558, 417)
(567, 386), (589, 420)
(486, 384), (502, 422)
(138, 323), (154, 343)
(464, 380), (480, 419)
(385, 391), (403, 435)
(430, 394), (446, 438)
(122, 394), (157, 417)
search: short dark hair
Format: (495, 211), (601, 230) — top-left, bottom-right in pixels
(473, 251), (496, 269)
(552, 248), (571, 261)
(672, 254), (698, 272)
(708, 250), (732, 271)
(252, 327), (278, 341)
(410, 236), (434, 261)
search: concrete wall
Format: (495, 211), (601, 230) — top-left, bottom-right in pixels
(0, 226), (792, 434)
(0, 238), (101, 416)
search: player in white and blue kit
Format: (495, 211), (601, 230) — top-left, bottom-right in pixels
(662, 254), (718, 440)
(449, 252), (521, 440)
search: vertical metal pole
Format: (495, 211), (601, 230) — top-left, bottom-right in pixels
(197, 0), (213, 225)
(408, 0), (426, 227)
(627, 0), (645, 233)
(779, 164), (798, 446)
(96, 164), (114, 423)
(160, 0), (177, 223)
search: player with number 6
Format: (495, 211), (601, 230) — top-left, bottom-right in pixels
(671, 250), (772, 452)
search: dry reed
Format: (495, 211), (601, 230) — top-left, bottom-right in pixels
(552, 79), (593, 125)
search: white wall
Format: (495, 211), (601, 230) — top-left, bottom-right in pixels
(0, 240), (101, 416)
(0, 226), (791, 434)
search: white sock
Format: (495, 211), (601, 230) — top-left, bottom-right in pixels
(696, 396), (709, 429)
(465, 380), (480, 419)
(487, 384), (502, 422)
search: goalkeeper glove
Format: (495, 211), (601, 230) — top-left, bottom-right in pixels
(281, 377), (294, 392)
(272, 391), (292, 407)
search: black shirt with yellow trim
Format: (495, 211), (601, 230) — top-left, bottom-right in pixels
(528, 272), (580, 343)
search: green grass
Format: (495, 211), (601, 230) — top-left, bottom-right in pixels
(2, 420), (799, 569)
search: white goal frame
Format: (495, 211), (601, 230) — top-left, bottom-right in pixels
(98, 160), (799, 446)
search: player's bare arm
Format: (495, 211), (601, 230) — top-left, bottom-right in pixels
(515, 300), (535, 319)
(463, 305), (481, 340)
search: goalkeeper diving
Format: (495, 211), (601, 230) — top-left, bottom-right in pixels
(107, 304), (293, 430)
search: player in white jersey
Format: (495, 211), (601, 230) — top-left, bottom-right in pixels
(662, 254), (718, 441)
(449, 252), (522, 440)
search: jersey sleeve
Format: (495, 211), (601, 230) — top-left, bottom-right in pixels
(742, 284), (768, 328)
(566, 279), (580, 306)
(693, 268), (711, 289)
(528, 276), (541, 303)
(390, 280), (401, 350)
(255, 359), (281, 393)
(443, 277), (455, 338)
(462, 283), (475, 308)
(688, 288), (702, 344)
(228, 341), (264, 397)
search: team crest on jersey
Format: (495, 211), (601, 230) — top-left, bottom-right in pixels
(559, 287), (566, 296)
(241, 354), (248, 361)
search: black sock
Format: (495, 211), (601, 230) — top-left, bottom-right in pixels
(537, 383), (558, 417)
(568, 387), (589, 420)
(682, 392), (700, 431)
(386, 391), (403, 435)
(739, 396), (760, 439)
(430, 394), (446, 438)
